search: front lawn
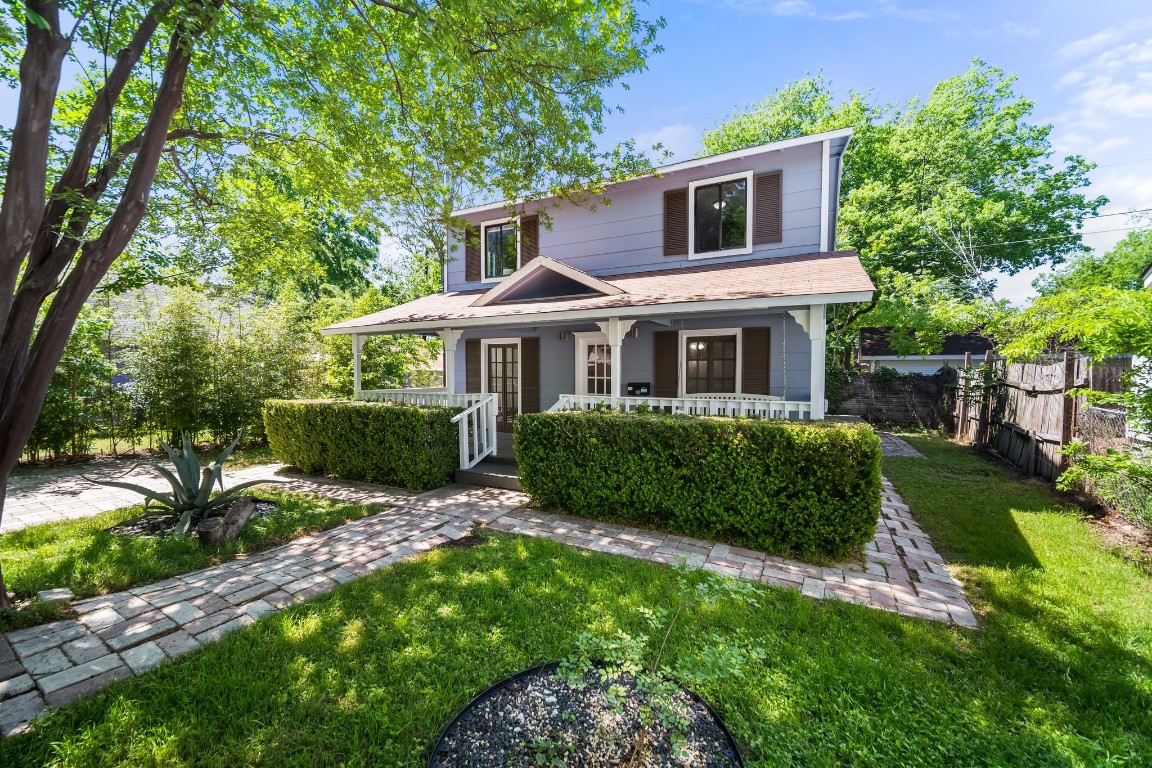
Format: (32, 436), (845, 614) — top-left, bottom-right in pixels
(0, 491), (386, 631)
(2, 436), (1149, 766)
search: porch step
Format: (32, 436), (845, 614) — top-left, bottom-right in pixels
(455, 460), (523, 492)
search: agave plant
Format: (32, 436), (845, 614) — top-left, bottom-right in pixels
(88, 431), (279, 538)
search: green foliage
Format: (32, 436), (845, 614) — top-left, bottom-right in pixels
(1035, 228), (1152, 295)
(871, 365), (903, 392)
(515, 412), (882, 560)
(25, 306), (114, 461)
(263, 399), (459, 490)
(86, 432), (278, 538)
(1059, 442), (1152, 527)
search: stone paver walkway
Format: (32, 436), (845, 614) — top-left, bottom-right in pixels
(3, 459), (286, 533)
(877, 432), (925, 458)
(0, 471), (972, 736)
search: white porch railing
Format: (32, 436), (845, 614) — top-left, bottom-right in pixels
(355, 388), (496, 469)
(549, 393), (813, 420)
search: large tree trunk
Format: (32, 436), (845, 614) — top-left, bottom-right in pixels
(0, 1), (221, 610)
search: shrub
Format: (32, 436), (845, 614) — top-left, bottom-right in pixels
(515, 412), (882, 560)
(263, 399), (459, 490)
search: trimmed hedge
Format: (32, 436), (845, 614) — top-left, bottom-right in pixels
(263, 399), (459, 491)
(515, 411), (882, 560)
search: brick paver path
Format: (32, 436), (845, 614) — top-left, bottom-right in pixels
(0, 471), (972, 736)
(2, 460), (286, 533)
(877, 432), (925, 458)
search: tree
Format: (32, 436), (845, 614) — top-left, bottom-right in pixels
(703, 62), (1104, 351)
(0, 0), (663, 607)
(1034, 227), (1152, 296)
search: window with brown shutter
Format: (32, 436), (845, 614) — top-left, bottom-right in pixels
(653, 330), (679, 396)
(521, 337), (540, 413)
(465, 338), (481, 393)
(753, 171), (782, 245)
(520, 215), (539, 265)
(663, 189), (688, 257)
(464, 225), (481, 282)
(742, 327), (771, 395)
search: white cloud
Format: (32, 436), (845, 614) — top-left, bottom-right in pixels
(633, 123), (701, 163)
(969, 21), (1041, 40)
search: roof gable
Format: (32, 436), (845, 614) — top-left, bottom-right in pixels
(471, 256), (625, 307)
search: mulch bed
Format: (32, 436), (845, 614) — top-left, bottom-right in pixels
(429, 663), (741, 768)
(105, 497), (277, 538)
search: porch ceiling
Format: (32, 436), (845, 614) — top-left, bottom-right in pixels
(322, 250), (874, 336)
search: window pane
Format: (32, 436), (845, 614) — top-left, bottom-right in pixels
(694, 185), (721, 254)
(720, 180), (747, 249)
(484, 223), (518, 279)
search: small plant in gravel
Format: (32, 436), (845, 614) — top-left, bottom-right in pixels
(559, 563), (762, 765)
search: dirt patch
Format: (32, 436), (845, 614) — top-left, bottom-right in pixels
(1089, 512), (1152, 573)
(436, 533), (486, 550)
(105, 497), (278, 538)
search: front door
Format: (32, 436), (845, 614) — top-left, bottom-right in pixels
(487, 343), (519, 432)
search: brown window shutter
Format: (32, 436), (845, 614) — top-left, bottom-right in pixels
(465, 338), (481, 393)
(653, 330), (679, 397)
(742, 327), (771, 395)
(520, 215), (539, 265)
(753, 171), (782, 245)
(663, 188), (688, 257)
(464, 225), (481, 282)
(521, 337), (540, 413)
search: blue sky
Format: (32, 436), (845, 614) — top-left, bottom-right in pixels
(3, 2), (1149, 304)
(597, 0), (1152, 303)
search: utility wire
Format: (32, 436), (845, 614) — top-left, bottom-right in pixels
(912, 224), (1151, 255)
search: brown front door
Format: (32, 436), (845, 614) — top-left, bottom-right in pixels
(487, 343), (519, 432)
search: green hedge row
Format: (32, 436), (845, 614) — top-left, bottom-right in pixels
(263, 399), (459, 491)
(515, 411), (882, 560)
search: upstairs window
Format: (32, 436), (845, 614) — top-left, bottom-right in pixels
(484, 221), (518, 280)
(688, 171), (753, 258)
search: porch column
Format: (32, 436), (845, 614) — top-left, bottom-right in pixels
(437, 328), (464, 394)
(596, 317), (637, 399)
(808, 304), (827, 420)
(352, 334), (363, 398)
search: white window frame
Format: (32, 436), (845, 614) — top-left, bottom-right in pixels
(679, 328), (743, 397)
(572, 331), (611, 397)
(480, 216), (521, 283)
(480, 337), (522, 418)
(687, 170), (754, 260)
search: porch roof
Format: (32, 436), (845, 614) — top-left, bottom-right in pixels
(322, 250), (874, 336)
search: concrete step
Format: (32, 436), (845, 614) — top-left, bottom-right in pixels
(455, 460), (523, 492)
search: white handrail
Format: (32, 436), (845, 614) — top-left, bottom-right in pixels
(549, 393), (813, 420)
(356, 389), (496, 469)
(449, 394), (496, 469)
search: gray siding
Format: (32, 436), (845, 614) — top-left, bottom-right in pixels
(453, 311), (813, 408)
(446, 143), (826, 292)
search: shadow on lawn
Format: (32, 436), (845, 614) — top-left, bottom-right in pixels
(3, 529), (1150, 767)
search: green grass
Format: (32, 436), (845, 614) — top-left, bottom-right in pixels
(0, 491), (386, 632)
(2, 436), (1150, 766)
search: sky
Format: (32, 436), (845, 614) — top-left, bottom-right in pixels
(594, 0), (1152, 304)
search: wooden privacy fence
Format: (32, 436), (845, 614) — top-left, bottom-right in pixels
(954, 351), (1080, 481)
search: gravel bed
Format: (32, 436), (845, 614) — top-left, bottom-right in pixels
(430, 664), (741, 767)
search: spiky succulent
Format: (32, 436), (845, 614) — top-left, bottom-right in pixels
(88, 431), (280, 538)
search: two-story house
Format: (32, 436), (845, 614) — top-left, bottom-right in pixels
(323, 128), (875, 475)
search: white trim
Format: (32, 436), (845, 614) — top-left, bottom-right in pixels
(480, 337), (522, 423)
(451, 127), (855, 218)
(679, 328), (742, 397)
(809, 303), (826, 420)
(320, 290), (876, 336)
(472, 255), (624, 307)
(572, 331), (610, 396)
(479, 216), (521, 284)
(819, 140), (831, 252)
(687, 170), (754, 260)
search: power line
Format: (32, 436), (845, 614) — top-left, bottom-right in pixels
(913, 224), (1151, 254)
(1086, 207), (1152, 219)
(1094, 157), (1152, 169)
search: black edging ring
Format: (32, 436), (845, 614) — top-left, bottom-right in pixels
(427, 660), (745, 767)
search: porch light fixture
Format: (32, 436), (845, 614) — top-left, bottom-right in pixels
(559, 330), (569, 341)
